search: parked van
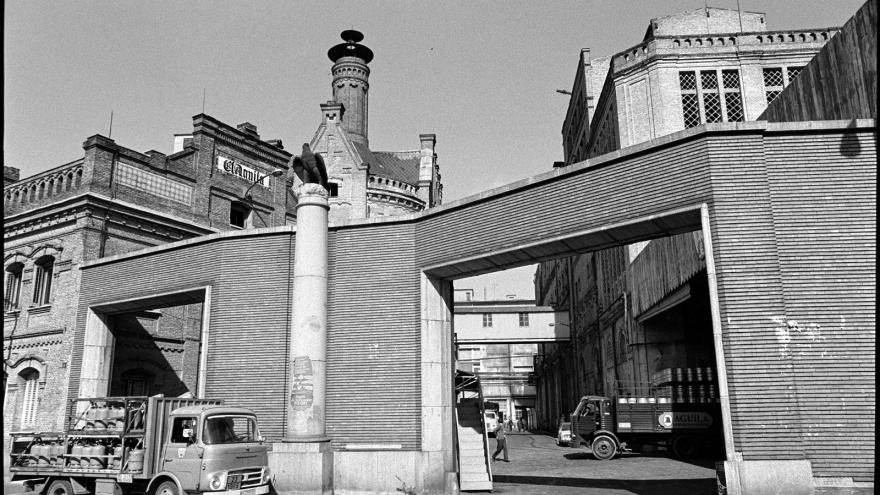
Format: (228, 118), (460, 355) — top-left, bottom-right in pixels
(484, 411), (498, 437)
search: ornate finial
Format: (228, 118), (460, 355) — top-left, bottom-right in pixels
(328, 30), (374, 63)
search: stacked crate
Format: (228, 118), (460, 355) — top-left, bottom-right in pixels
(651, 367), (718, 403)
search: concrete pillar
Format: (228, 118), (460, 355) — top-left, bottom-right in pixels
(79, 309), (114, 398)
(271, 183), (333, 494)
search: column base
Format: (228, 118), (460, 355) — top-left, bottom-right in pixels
(270, 440), (333, 495)
(717, 460), (812, 495)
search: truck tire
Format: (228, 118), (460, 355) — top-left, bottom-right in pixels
(153, 480), (179, 495)
(46, 479), (74, 495)
(591, 435), (617, 460)
(671, 434), (699, 459)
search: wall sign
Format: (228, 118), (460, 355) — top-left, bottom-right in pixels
(216, 155), (272, 187)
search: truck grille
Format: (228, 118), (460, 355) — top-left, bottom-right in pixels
(227, 468), (264, 490)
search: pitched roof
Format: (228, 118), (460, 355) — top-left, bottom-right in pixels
(352, 141), (421, 185)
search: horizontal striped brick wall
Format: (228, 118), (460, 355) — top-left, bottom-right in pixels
(74, 232), (294, 440)
(416, 136), (714, 268)
(765, 130), (876, 482)
(77, 121), (875, 482)
(327, 222), (422, 450)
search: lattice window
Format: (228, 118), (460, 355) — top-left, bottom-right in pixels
(115, 162), (194, 205)
(722, 69), (744, 122)
(700, 70), (718, 90)
(679, 71), (697, 91)
(763, 67), (784, 104)
(725, 93), (744, 122)
(787, 66), (804, 82)
(763, 68), (784, 87)
(703, 93), (722, 123)
(680, 69), (742, 127)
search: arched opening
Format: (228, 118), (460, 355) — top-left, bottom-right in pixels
(19, 368), (41, 429)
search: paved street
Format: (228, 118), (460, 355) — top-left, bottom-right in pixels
(486, 432), (718, 495)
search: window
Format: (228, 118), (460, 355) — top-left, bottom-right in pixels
(20, 368), (40, 429)
(482, 313), (493, 328)
(518, 313), (529, 327)
(203, 415), (258, 444)
(5, 263), (23, 311)
(328, 182), (339, 197)
(787, 66), (804, 83)
(171, 417), (197, 443)
(32, 256), (54, 306)
(679, 69), (744, 128)
(229, 202), (251, 229)
(763, 68), (784, 104)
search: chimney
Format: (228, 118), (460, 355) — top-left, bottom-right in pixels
(237, 122), (260, 139)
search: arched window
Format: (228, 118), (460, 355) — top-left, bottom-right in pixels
(32, 256), (55, 306)
(20, 368), (40, 428)
(5, 262), (24, 311)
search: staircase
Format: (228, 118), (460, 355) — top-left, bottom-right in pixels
(456, 399), (493, 492)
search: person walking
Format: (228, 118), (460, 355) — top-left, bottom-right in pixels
(491, 423), (509, 462)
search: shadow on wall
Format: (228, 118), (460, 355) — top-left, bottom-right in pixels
(108, 307), (200, 397)
(839, 119), (863, 158)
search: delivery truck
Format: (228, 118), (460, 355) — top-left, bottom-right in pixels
(8, 395), (271, 495)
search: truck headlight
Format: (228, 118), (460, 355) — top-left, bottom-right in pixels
(261, 467), (272, 485)
(208, 472), (227, 490)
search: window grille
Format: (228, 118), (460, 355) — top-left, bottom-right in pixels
(115, 162), (194, 205)
(681, 94), (701, 128)
(680, 69), (742, 127)
(787, 66), (804, 82)
(722, 69), (744, 122)
(704, 93), (722, 123)
(763, 68), (784, 104)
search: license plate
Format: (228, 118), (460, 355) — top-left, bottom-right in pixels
(116, 474), (133, 483)
(241, 489), (255, 495)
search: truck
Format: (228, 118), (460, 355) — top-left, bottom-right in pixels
(8, 395), (272, 495)
(570, 368), (724, 460)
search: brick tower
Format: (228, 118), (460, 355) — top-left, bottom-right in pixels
(327, 29), (373, 147)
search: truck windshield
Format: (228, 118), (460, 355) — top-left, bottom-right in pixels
(203, 415), (259, 444)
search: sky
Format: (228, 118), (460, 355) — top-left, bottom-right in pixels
(4, 0), (866, 298)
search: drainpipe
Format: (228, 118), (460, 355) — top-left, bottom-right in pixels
(700, 204), (737, 460)
(567, 257), (578, 407)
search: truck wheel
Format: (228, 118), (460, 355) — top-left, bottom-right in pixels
(671, 434), (699, 459)
(154, 480), (179, 495)
(46, 479), (74, 495)
(591, 435), (617, 460)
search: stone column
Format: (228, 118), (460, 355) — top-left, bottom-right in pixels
(271, 183), (333, 494)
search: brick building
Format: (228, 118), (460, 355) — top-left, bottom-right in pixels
(3, 29), (442, 468)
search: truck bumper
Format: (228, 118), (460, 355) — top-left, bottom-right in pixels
(210, 484), (270, 495)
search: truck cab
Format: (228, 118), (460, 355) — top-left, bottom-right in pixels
(569, 396), (618, 460)
(158, 405), (270, 495)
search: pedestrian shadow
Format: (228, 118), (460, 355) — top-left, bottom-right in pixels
(492, 474), (716, 495)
